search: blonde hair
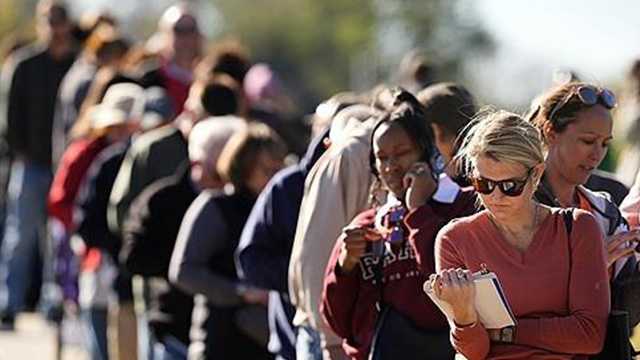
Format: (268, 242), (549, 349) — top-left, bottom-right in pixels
(455, 108), (545, 176)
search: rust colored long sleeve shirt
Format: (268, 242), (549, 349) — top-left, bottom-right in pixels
(434, 208), (610, 360)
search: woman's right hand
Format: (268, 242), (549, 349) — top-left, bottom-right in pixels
(605, 230), (640, 269)
(338, 225), (382, 273)
(432, 268), (478, 326)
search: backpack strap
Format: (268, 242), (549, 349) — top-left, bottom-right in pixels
(562, 208), (574, 237)
(562, 208), (575, 313)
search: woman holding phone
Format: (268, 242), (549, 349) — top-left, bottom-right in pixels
(320, 90), (476, 360)
(529, 82), (639, 277)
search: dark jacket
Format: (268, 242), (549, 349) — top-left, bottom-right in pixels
(172, 188), (271, 359)
(139, 61), (190, 116)
(48, 136), (109, 230)
(585, 169), (629, 206)
(235, 128), (328, 359)
(52, 56), (96, 164)
(76, 141), (132, 301)
(120, 161), (197, 344)
(535, 174), (626, 237)
(3, 44), (76, 167)
(76, 142), (128, 258)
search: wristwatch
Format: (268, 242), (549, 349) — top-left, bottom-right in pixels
(500, 326), (516, 343)
(489, 326), (516, 343)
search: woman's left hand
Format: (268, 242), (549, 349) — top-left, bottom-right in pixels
(404, 162), (437, 211)
(431, 268), (478, 326)
(605, 230), (640, 269)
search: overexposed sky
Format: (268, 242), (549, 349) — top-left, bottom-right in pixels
(65, 0), (640, 107)
(468, 0), (640, 107)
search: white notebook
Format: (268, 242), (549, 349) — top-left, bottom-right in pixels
(423, 270), (516, 329)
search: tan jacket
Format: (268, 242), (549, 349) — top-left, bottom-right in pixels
(288, 118), (374, 348)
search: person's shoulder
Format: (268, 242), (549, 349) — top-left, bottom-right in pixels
(577, 185), (623, 224)
(439, 210), (487, 239)
(326, 121), (371, 160)
(579, 183), (616, 206)
(586, 170), (628, 200)
(2, 43), (44, 77)
(88, 142), (127, 172)
(446, 183), (477, 207)
(10, 43), (46, 65)
(140, 170), (184, 204)
(270, 165), (303, 190)
(82, 142), (126, 185)
(318, 138), (369, 177)
(567, 207), (599, 226)
(137, 59), (163, 84)
(63, 137), (94, 157)
(131, 125), (178, 152)
(435, 211), (488, 257)
(548, 206), (599, 232)
(187, 189), (223, 215)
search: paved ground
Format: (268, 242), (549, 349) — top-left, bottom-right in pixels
(0, 312), (639, 359)
(0, 313), (87, 360)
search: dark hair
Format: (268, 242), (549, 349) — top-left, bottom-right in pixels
(200, 74), (242, 116)
(83, 24), (129, 62)
(369, 88), (438, 178)
(38, 0), (69, 19)
(527, 81), (611, 139)
(74, 11), (117, 45)
(196, 41), (251, 84)
(417, 82), (476, 138)
(217, 122), (287, 190)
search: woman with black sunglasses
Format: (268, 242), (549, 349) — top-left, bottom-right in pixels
(429, 110), (610, 359)
(320, 91), (476, 360)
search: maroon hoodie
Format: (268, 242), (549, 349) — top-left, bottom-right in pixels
(320, 186), (476, 360)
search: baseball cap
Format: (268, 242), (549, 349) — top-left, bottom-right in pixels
(91, 83), (145, 129)
(140, 86), (175, 130)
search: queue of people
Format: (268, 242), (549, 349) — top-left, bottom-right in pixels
(0, 1), (639, 360)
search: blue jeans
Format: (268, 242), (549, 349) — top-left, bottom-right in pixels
(152, 334), (188, 360)
(295, 325), (322, 360)
(133, 275), (154, 360)
(0, 161), (51, 314)
(136, 308), (153, 360)
(82, 307), (109, 360)
(268, 292), (296, 360)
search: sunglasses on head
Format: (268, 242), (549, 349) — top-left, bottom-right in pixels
(548, 85), (616, 122)
(470, 168), (534, 197)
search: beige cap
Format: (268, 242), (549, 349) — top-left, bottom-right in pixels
(91, 83), (145, 129)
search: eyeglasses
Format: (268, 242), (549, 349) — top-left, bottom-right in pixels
(548, 85), (616, 122)
(470, 168), (533, 197)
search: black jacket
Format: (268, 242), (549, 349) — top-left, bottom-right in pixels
(3, 44), (76, 167)
(121, 161), (197, 344)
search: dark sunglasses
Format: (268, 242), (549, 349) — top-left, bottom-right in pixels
(470, 168), (533, 197)
(548, 85), (616, 122)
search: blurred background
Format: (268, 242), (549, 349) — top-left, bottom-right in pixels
(3, 0), (640, 107)
(3, 0), (638, 111)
